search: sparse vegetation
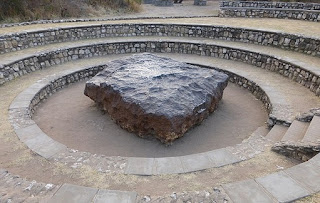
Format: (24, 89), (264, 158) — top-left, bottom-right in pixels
(0, 0), (142, 22)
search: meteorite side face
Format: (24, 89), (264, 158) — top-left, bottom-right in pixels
(84, 53), (229, 144)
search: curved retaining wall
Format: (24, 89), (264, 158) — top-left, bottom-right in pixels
(1, 23), (319, 57)
(26, 65), (271, 120)
(220, 1), (320, 10)
(8, 63), (273, 174)
(1, 40), (320, 97)
(0, 15), (217, 28)
(220, 1), (320, 22)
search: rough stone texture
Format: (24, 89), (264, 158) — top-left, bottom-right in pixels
(0, 24), (319, 57)
(272, 142), (319, 162)
(194, 0), (207, 6)
(0, 169), (59, 202)
(272, 116), (320, 161)
(136, 186), (232, 202)
(142, 0), (154, 4)
(1, 38), (320, 103)
(220, 8), (320, 22)
(154, 0), (173, 7)
(84, 53), (229, 143)
(220, 1), (320, 10)
(220, 1), (320, 22)
(8, 62), (272, 175)
(296, 107), (320, 122)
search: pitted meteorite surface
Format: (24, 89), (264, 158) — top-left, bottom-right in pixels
(84, 53), (228, 143)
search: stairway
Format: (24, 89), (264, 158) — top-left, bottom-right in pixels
(268, 115), (320, 161)
(1, 17), (320, 202)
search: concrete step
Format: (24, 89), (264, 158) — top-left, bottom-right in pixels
(301, 116), (320, 144)
(265, 124), (288, 142)
(281, 120), (309, 142)
(47, 183), (137, 203)
(256, 171), (310, 203)
(223, 179), (274, 203)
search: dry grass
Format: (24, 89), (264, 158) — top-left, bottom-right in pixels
(0, 0), (142, 22)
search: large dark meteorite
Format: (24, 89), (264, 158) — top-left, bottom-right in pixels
(84, 53), (229, 144)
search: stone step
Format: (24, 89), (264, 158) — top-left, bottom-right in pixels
(163, 53), (320, 124)
(223, 179), (274, 203)
(264, 125), (288, 142)
(0, 34), (317, 125)
(1, 36), (320, 112)
(205, 38), (320, 74)
(1, 17), (319, 39)
(281, 120), (309, 142)
(256, 171), (310, 202)
(10, 51), (320, 177)
(301, 115), (320, 144)
(1, 36), (320, 77)
(285, 160), (320, 193)
(9, 52), (320, 129)
(47, 183), (137, 203)
(0, 36), (320, 75)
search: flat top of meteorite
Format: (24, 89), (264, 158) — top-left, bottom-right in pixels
(87, 53), (229, 118)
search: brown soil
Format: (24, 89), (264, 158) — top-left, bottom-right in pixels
(33, 81), (268, 157)
(0, 6), (313, 198)
(0, 53), (300, 200)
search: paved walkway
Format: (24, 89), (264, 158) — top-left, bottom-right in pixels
(2, 36), (320, 123)
(0, 169), (59, 202)
(1, 10), (320, 202)
(8, 53), (272, 173)
(6, 50), (320, 177)
(2, 36), (320, 70)
(1, 17), (320, 38)
(223, 156), (320, 203)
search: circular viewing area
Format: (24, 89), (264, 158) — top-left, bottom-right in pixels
(33, 78), (268, 158)
(1, 0), (320, 202)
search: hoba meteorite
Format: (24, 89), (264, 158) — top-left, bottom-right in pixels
(84, 53), (229, 144)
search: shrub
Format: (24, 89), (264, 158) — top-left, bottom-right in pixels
(0, 0), (142, 22)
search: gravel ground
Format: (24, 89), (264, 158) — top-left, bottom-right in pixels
(0, 1), (319, 201)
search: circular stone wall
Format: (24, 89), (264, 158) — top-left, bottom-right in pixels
(33, 80), (268, 157)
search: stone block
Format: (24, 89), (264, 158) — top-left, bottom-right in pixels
(48, 183), (98, 203)
(154, 157), (184, 174)
(154, 0), (174, 7)
(223, 179), (274, 203)
(93, 189), (137, 203)
(206, 148), (241, 167)
(256, 171), (310, 202)
(85, 53), (228, 144)
(180, 153), (213, 172)
(286, 162), (320, 193)
(125, 157), (155, 175)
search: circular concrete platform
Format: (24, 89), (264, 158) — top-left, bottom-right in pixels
(33, 80), (268, 158)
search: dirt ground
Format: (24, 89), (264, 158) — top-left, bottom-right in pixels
(0, 56), (299, 197)
(0, 1), (318, 200)
(33, 81), (268, 158)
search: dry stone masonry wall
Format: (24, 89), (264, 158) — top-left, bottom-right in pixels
(220, 1), (320, 22)
(1, 24), (319, 56)
(221, 1), (320, 10)
(26, 64), (272, 125)
(1, 40), (320, 98)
